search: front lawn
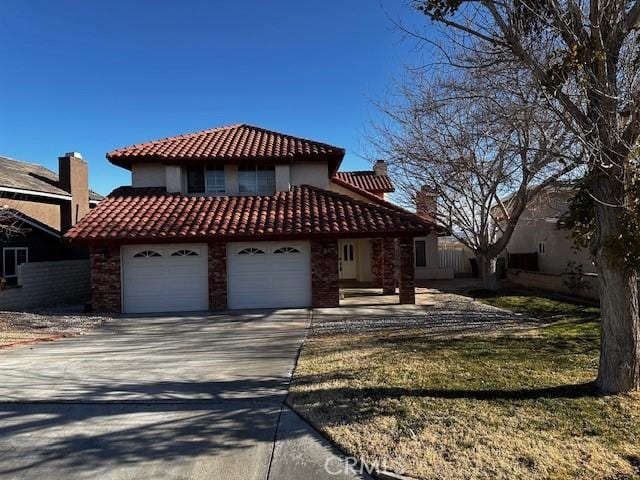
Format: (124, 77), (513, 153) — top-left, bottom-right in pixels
(288, 292), (640, 480)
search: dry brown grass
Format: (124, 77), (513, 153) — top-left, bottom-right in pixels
(288, 294), (640, 480)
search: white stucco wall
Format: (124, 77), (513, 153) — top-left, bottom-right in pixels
(290, 162), (329, 189)
(502, 191), (596, 274)
(415, 233), (454, 279)
(165, 166), (182, 192)
(275, 164), (291, 192)
(224, 164), (239, 194)
(131, 163), (167, 188)
(356, 238), (372, 282)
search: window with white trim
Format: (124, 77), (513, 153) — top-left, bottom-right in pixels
(238, 164), (276, 194)
(133, 250), (162, 258)
(187, 166), (225, 194)
(237, 247), (265, 255)
(538, 242), (546, 255)
(273, 246), (301, 254)
(3, 247), (28, 278)
(170, 249), (199, 257)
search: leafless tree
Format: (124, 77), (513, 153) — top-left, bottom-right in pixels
(409, 0), (640, 392)
(0, 209), (23, 239)
(373, 63), (582, 289)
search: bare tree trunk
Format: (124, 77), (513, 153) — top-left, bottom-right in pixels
(479, 256), (498, 291)
(597, 268), (640, 391)
(596, 256), (640, 392)
(593, 184), (640, 391)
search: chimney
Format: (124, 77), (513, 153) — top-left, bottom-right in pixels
(373, 160), (388, 176)
(59, 152), (89, 232)
(416, 185), (437, 219)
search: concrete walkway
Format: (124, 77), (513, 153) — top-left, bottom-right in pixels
(0, 310), (367, 479)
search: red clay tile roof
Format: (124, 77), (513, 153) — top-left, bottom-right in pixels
(333, 171), (394, 193)
(64, 185), (434, 244)
(107, 124), (345, 173)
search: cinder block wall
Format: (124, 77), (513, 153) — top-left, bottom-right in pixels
(0, 259), (90, 310)
(507, 269), (600, 300)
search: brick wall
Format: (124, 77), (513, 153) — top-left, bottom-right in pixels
(371, 238), (383, 288)
(382, 237), (396, 294)
(0, 259), (90, 311)
(311, 239), (339, 308)
(398, 237), (416, 304)
(90, 247), (121, 313)
(208, 242), (227, 309)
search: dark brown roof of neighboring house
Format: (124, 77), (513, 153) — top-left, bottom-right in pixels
(64, 185), (434, 244)
(107, 124), (346, 174)
(0, 156), (103, 202)
(333, 171), (394, 193)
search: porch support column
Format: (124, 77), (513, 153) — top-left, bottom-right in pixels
(398, 236), (416, 304)
(311, 239), (339, 308)
(208, 242), (227, 310)
(90, 246), (121, 313)
(371, 238), (383, 288)
(382, 237), (396, 295)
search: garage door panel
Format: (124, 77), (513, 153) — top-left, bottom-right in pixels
(227, 242), (311, 309)
(122, 244), (209, 314)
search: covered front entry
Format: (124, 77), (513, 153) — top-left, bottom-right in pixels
(227, 241), (312, 309)
(121, 244), (209, 314)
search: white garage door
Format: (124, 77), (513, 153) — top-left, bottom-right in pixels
(121, 244), (209, 314)
(227, 241), (311, 309)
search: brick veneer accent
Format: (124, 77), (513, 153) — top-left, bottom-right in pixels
(311, 239), (339, 308)
(382, 237), (396, 295)
(208, 242), (227, 309)
(90, 246), (121, 313)
(371, 238), (383, 288)
(398, 237), (416, 304)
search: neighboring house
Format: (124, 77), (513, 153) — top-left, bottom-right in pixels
(501, 185), (595, 275)
(65, 123), (441, 314)
(0, 154), (103, 285)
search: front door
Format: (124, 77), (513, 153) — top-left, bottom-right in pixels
(338, 240), (357, 279)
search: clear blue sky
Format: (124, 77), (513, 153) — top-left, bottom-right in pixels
(0, 1), (430, 195)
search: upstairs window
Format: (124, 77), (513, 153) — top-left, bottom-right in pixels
(239, 165), (275, 194)
(187, 166), (225, 194)
(187, 167), (205, 193)
(205, 166), (225, 193)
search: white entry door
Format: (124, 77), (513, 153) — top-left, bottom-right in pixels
(227, 241), (311, 309)
(338, 240), (357, 279)
(121, 244), (209, 314)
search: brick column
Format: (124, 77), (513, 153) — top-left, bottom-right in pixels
(311, 239), (339, 308)
(90, 246), (121, 313)
(382, 237), (396, 295)
(371, 238), (383, 288)
(398, 237), (416, 304)
(208, 242), (227, 310)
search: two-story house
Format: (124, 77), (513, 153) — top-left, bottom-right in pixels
(501, 185), (595, 275)
(0, 154), (102, 285)
(65, 124), (440, 314)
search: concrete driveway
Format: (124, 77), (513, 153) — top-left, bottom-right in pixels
(0, 310), (366, 480)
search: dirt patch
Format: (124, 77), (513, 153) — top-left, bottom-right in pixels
(0, 308), (108, 348)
